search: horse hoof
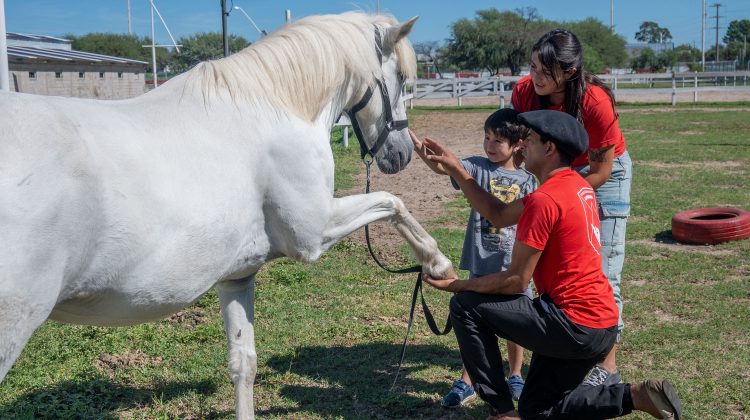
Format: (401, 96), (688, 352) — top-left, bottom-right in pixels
(425, 255), (456, 280)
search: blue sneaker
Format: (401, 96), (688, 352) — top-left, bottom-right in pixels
(507, 375), (525, 401)
(441, 378), (477, 408)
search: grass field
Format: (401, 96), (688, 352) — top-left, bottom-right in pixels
(1, 105), (749, 419)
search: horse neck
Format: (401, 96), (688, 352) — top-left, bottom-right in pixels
(180, 32), (376, 129)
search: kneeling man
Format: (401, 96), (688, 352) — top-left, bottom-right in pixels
(412, 110), (681, 419)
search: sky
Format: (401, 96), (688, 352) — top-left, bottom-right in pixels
(5, 0), (750, 49)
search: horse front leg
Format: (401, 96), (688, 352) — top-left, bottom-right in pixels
(216, 275), (257, 420)
(322, 192), (455, 279)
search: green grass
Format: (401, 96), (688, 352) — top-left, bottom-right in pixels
(1, 106), (749, 418)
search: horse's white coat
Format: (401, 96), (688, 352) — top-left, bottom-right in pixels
(0, 12), (454, 418)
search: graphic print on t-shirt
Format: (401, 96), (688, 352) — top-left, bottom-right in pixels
(577, 187), (601, 254)
(479, 177), (522, 251)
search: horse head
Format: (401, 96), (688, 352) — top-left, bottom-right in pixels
(347, 17), (418, 174)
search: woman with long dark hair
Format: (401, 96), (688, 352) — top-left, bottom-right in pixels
(512, 29), (632, 387)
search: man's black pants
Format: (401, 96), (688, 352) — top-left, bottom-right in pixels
(450, 291), (633, 419)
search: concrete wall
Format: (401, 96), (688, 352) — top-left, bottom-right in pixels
(10, 63), (147, 99)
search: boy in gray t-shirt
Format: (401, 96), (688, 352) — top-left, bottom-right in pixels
(410, 108), (537, 409)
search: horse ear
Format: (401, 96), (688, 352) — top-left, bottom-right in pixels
(383, 16), (418, 53)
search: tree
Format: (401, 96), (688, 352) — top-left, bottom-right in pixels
(65, 33), (172, 72)
(631, 47), (676, 72)
(672, 44), (701, 62)
(170, 33), (250, 72)
(413, 41), (445, 78)
(723, 19), (750, 44)
(65, 33), (170, 73)
(564, 18), (628, 71)
(724, 19), (750, 63)
(444, 8), (555, 75)
(635, 21), (672, 44)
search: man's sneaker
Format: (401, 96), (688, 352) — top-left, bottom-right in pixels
(441, 378), (477, 408)
(507, 375), (525, 401)
(582, 365), (622, 387)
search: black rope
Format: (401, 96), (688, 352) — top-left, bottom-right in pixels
(361, 160), (452, 391)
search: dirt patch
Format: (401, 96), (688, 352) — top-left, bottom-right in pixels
(168, 307), (208, 328)
(411, 89), (750, 108)
(339, 111), (488, 251)
(94, 350), (163, 379)
(630, 239), (736, 256)
(639, 160), (744, 170)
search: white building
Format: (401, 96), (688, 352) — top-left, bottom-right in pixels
(7, 33), (148, 99)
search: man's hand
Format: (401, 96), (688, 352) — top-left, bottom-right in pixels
(422, 273), (462, 293)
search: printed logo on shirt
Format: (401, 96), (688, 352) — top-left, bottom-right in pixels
(475, 177), (522, 254)
(486, 179), (521, 235)
(577, 187), (601, 254)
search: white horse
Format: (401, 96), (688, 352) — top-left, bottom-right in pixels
(0, 12), (454, 419)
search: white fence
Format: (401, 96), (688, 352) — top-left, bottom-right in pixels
(406, 71), (750, 107)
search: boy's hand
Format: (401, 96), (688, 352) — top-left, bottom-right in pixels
(409, 129), (448, 175)
(421, 138), (465, 179)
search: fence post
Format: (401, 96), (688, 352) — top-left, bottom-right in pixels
(693, 72), (698, 103)
(342, 125), (348, 148)
(410, 80), (415, 109)
(457, 80), (462, 106)
(671, 72), (676, 106)
(499, 81), (505, 108)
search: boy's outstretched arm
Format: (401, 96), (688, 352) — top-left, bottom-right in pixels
(421, 137), (524, 229)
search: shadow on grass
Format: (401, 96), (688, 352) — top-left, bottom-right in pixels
(0, 378), (226, 419)
(654, 230), (677, 243)
(258, 342), (493, 419)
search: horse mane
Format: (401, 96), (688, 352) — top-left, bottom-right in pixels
(186, 12), (417, 122)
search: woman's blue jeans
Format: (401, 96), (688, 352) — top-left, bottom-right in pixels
(576, 151), (632, 333)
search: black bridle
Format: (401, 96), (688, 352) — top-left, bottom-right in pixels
(345, 26), (452, 391)
(346, 27), (409, 161)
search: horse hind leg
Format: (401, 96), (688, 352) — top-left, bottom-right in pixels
(216, 275), (257, 420)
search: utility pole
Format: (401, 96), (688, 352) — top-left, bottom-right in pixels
(150, 4), (157, 88)
(610, 0), (614, 33)
(0, 0), (8, 91)
(711, 3), (722, 62)
(221, 0), (229, 57)
(701, 0), (706, 70)
(127, 0), (132, 35)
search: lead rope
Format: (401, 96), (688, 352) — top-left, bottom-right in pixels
(361, 158), (452, 391)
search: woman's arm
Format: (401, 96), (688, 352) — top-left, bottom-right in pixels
(584, 144), (615, 190)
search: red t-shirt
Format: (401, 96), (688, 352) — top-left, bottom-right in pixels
(511, 75), (626, 167)
(516, 169), (618, 329)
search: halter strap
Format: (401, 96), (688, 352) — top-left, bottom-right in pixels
(346, 25), (408, 160)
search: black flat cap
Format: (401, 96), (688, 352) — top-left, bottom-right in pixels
(517, 110), (589, 158)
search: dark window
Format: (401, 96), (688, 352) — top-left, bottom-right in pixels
(117, 72), (123, 79)
(55, 72), (62, 79)
(79, 72), (85, 79)
(99, 72), (105, 79)
(28, 71), (36, 79)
